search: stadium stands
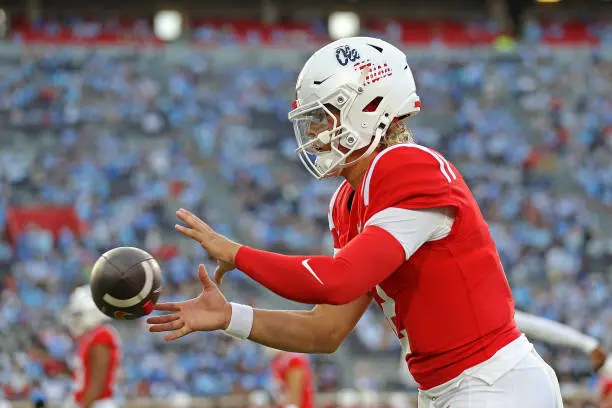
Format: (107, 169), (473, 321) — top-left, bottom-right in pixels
(1, 14), (612, 406)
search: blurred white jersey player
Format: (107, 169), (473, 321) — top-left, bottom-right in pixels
(60, 285), (122, 408)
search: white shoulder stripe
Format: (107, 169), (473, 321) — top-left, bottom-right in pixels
(363, 144), (456, 206)
(328, 181), (346, 230)
(408, 144), (454, 183)
(429, 148), (457, 181)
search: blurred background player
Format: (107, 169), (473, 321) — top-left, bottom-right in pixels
(599, 374), (612, 408)
(60, 286), (122, 408)
(30, 379), (47, 408)
(265, 348), (315, 408)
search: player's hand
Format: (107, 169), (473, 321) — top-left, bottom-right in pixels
(591, 346), (608, 371)
(175, 208), (241, 284)
(147, 264), (232, 341)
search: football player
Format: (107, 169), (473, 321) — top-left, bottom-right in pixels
(265, 348), (315, 408)
(599, 374), (612, 408)
(60, 285), (121, 408)
(150, 37), (563, 407)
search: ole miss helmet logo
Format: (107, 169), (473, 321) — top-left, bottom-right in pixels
(335, 45), (360, 66)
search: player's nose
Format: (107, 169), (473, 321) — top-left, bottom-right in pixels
(305, 124), (319, 139)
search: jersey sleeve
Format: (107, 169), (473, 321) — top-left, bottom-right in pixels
(362, 145), (461, 223)
(277, 354), (309, 379)
(285, 354), (308, 370)
(600, 378), (612, 399)
(364, 207), (453, 260)
(91, 326), (119, 348)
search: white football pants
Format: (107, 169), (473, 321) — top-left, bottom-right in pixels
(63, 398), (118, 408)
(417, 338), (563, 408)
(92, 400), (119, 408)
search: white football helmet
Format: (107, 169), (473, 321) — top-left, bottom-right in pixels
(288, 36), (421, 179)
(60, 285), (110, 337)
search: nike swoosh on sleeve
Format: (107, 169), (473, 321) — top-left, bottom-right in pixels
(301, 259), (325, 285)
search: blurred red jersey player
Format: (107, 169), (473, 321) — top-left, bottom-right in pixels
(267, 348), (315, 408)
(600, 375), (612, 408)
(60, 285), (121, 408)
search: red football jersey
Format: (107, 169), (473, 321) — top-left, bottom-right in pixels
(270, 353), (315, 408)
(599, 375), (612, 404)
(73, 324), (121, 403)
(328, 144), (520, 389)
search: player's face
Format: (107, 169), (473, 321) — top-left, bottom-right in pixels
(294, 104), (340, 154)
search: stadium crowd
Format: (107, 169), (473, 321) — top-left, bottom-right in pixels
(1, 18), (612, 404)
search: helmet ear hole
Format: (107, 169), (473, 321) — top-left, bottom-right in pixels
(324, 104), (340, 116)
(362, 97), (383, 112)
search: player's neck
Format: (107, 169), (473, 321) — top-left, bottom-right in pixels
(341, 153), (377, 189)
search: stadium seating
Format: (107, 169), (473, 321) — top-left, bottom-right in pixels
(1, 17), (612, 405)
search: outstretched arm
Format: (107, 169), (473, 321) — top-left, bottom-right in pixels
(515, 310), (599, 353)
(249, 295), (372, 353)
(174, 207), (448, 306)
(148, 263), (372, 353)
(234, 227), (405, 305)
(515, 310), (608, 371)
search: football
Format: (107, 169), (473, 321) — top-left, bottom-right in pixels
(90, 247), (162, 320)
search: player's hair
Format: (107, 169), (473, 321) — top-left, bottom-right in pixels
(380, 118), (415, 148)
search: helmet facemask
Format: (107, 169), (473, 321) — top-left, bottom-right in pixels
(289, 86), (383, 179)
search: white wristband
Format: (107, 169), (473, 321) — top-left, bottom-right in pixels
(225, 302), (254, 340)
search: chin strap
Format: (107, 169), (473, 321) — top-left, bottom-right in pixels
(314, 113), (390, 179)
(362, 126), (386, 157)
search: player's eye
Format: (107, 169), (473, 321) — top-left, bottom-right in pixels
(307, 109), (328, 126)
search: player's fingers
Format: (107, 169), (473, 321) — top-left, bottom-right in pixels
(197, 264), (215, 289)
(176, 209), (212, 233)
(181, 208), (210, 229)
(148, 319), (184, 333)
(214, 264), (224, 285)
(165, 325), (191, 341)
(146, 314), (180, 324)
(154, 303), (181, 312)
(174, 224), (205, 242)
